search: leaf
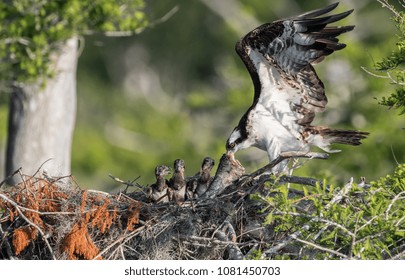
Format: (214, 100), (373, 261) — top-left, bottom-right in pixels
(264, 212), (274, 225)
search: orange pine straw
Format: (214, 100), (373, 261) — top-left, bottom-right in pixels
(12, 227), (38, 255)
(63, 222), (101, 260)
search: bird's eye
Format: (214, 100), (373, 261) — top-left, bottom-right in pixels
(229, 142), (236, 149)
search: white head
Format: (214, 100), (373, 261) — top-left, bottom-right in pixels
(226, 127), (252, 156)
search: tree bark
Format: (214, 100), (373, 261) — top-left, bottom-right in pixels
(6, 37), (78, 184)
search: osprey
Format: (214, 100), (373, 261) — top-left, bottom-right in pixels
(149, 165), (171, 203)
(226, 3), (368, 172)
(186, 156), (215, 199)
(169, 159), (186, 203)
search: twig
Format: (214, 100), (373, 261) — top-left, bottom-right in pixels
(108, 173), (146, 195)
(385, 190), (405, 220)
(279, 175), (323, 187)
(18, 169), (30, 194)
(263, 224), (309, 256)
(264, 206), (356, 258)
(177, 235), (248, 247)
(356, 215), (379, 233)
(87, 189), (111, 196)
(274, 210), (356, 238)
(0, 168), (21, 188)
(293, 236), (349, 259)
(354, 232), (386, 245)
(110, 242), (127, 260)
(108, 173), (136, 186)
(0, 193), (93, 216)
(237, 226), (265, 239)
(116, 191), (142, 204)
(395, 215), (405, 227)
(312, 225), (330, 242)
(361, 66), (391, 79)
(92, 225), (146, 260)
(377, 0), (401, 17)
(148, 6), (180, 28)
(122, 244), (143, 259)
(323, 177), (353, 215)
(1, 37), (31, 45)
(248, 152), (328, 180)
(362, 66), (405, 86)
(234, 173), (325, 208)
(390, 247), (405, 260)
(32, 158), (54, 178)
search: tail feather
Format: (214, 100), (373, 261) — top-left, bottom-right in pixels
(319, 128), (369, 146)
(304, 126), (369, 153)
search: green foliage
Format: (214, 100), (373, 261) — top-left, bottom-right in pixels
(245, 249), (263, 260)
(262, 164), (405, 259)
(378, 80), (405, 115)
(0, 0), (147, 84)
(374, 1), (405, 114)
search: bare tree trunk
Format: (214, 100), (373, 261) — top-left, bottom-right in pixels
(6, 37), (78, 184)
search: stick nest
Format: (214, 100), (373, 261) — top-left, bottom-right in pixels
(0, 152), (332, 260)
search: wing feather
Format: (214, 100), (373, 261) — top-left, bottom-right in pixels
(235, 2), (354, 125)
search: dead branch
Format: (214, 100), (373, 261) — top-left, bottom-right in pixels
(0, 168), (21, 188)
(249, 152), (329, 179)
(385, 190), (405, 220)
(292, 236), (348, 259)
(263, 224), (310, 256)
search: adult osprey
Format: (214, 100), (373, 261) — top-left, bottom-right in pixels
(225, 3), (368, 173)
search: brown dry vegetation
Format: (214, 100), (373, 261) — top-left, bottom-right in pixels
(0, 172), (143, 259)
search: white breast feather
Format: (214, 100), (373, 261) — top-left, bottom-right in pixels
(247, 48), (309, 159)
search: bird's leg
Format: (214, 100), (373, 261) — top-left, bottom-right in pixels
(286, 158), (299, 189)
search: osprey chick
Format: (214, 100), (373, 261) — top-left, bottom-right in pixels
(149, 165), (171, 203)
(195, 157), (215, 197)
(169, 159), (187, 203)
(186, 157), (215, 199)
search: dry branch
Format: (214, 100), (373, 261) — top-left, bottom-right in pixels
(248, 152), (329, 179)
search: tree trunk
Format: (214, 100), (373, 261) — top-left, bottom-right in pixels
(6, 37), (78, 184)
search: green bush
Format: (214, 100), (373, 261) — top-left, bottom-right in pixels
(374, 0), (405, 114)
(261, 164), (405, 259)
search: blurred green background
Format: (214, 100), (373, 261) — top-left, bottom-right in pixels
(0, 0), (404, 191)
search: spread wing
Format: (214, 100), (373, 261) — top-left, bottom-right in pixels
(236, 2), (354, 126)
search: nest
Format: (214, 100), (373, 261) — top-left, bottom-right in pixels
(0, 152), (328, 260)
